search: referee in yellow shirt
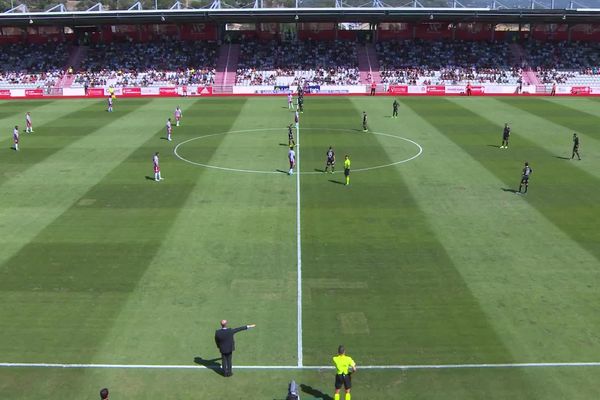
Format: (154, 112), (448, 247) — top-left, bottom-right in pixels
(333, 345), (356, 400)
(344, 155), (351, 186)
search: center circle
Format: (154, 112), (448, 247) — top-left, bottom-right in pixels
(173, 128), (423, 174)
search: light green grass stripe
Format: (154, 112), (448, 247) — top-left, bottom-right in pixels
(0, 99), (186, 271)
(389, 99), (600, 360)
(450, 97), (600, 179)
(85, 98), (297, 372)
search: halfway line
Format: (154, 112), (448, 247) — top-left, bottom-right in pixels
(295, 123), (303, 367)
(2, 362), (600, 370)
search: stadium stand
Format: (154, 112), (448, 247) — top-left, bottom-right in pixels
(235, 40), (360, 86)
(73, 40), (218, 88)
(523, 41), (600, 85)
(0, 42), (69, 89)
(376, 40), (521, 85)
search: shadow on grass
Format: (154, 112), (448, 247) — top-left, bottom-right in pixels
(300, 384), (333, 400)
(487, 144), (501, 148)
(279, 143), (290, 146)
(145, 176), (157, 181)
(193, 356), (224, 376)
(554, 156), (571, 160)
(501, 188), (519, 193)
(314, 168), (325, 173)
(329, 179), (345, 185)
(276, 169), (291, 174)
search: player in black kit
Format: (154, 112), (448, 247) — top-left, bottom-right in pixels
(297, 96), (304, 113)
(392, 100), (399, 118)
(324, 146), (336, 173)
(362, 112), (368, 132)
(518, 162), (533, 194)
(500, 123), (510, 149)
(571, 133), (581, 160)
(288, 124), (295, 147)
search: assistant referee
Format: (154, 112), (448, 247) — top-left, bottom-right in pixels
(333, 345), (356, 400)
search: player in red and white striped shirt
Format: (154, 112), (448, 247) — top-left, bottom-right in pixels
(166, 118), (173, 141)
(13, 125), (19, 151)
(174, 106), (182, 127)
(25, 112), (33, 133)
(153, 152), (163, 181)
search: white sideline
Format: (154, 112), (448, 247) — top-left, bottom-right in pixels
(296, 124), (303, 367)
(1, 362), (600, 370)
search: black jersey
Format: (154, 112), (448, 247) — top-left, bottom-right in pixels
(327, 149), (335, 160)
(288, 127), (294, 140)
(363, 114), (367, 124)
(503, 126), (511, 138)
(393, 101), (399, 111)
(573, 136), (580, 148)
(522, 165), (533, 178)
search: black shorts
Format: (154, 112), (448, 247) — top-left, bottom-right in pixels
(503, 136), (509, 141)
(521, 176), (529, 184)
(344, 168), (350, 176)
(335, 374), (351, 390)
(327, 158), (335, 166)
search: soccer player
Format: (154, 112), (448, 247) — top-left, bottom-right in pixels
(295, 110), (300, 131)
(500, 123), (510, 149)
(572, 133), (581, 160)
(518, 161), (533, 194)
(12, 125), (19, 151)
(153, 152), (163, 181)
(174, 106), (182, 127)
(297, 96), (304, 113)
(288, 124), (295, 147)
(392, 99), (399, 118)
(288, 146), (296, 175)
(362, 112), (368, 132)
(25, 112), (33, 133)
(107, 96), (113, 112)
(333, 345), (356, 400)
(325, 146), (335, 173)
(344, 155), (351, 185)
(166, 118), (173, 141)
(288, 92), (294, 110)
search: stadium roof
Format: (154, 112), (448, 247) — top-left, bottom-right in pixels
(2, 2), (600, 25)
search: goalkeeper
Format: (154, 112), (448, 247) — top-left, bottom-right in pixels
(333, 345), (357, 400)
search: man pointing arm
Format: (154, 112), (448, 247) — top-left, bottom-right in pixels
(214, 320), (256, 377)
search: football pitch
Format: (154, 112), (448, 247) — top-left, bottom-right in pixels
(0, 96), (599, 399)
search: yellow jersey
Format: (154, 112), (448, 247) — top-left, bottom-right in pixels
(333, 354), (356, 375)
(344, 158), (351, 170)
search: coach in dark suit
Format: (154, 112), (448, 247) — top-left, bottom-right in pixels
(215, 319), (256, 377)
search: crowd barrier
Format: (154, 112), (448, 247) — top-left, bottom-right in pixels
(2, 84), (600, 98)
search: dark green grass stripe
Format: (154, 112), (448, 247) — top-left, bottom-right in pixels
(0, 100), (54, 121)
(497, 98), (600, 142)
(300, 98), (533, 387)
(0, 99), (151, 186)
(405, 97), (600, 262)
(0, 98), (247, 363)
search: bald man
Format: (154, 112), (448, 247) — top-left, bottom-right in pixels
(214, 320), (256, 377)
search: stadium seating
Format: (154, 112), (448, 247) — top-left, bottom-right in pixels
(73, 40), (218, 88)
(0, 42), (69, 89)
(376, 40), (521, 85)
(524, 41), (600, 85)
(235, 40), (360, 86)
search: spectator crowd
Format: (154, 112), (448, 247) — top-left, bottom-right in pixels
(235, 40), (360, 86)
(73, 40), (217, 88)
(0, 42), (68, 89)
(376, 40), (522, 85)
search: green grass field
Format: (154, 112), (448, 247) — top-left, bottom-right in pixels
(0, 96), (599, 399)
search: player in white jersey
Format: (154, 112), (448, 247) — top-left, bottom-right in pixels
(153, 152), (163, 181)
(107, 96), (113, 112)
(294, 110), (299, 131)
(166, 118), (173, 141)
(174, 106), (182, 127)
(12, 125), (19, 151)
(25, 112), (33, 133)
(288, 146), (296, 175)
(288, 93), (294, 110)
